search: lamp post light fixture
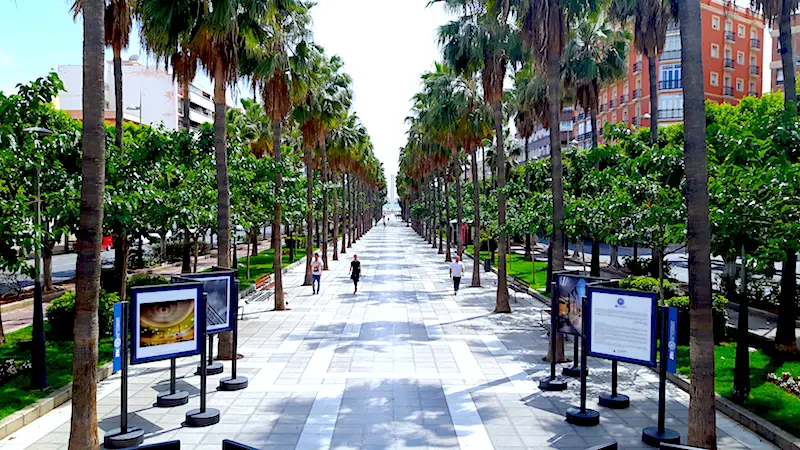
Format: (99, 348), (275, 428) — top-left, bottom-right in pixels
(23, 126), (53, 391)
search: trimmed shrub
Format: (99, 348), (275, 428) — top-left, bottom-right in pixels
(46, 290), (118, 340)
(664, 295), (729, 344)
(126, 274), (169, 300)
(619, 276), (684, 299)
(622, 256), (672, 278)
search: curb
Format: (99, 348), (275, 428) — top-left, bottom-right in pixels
(0, 362), (114, 440)
(662, 370), (800, 450)
(1, 299), (32, 315)
(727, 301), (800, 328)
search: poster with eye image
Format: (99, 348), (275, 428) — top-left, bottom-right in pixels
(177, 271), (235, 334)
(131, 283), (204, 364)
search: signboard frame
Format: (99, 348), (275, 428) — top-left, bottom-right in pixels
(178, 271), (236, 335)
(553, 273), (607, 336)
(585, 286), (658, 367)
(113, 302), (123, 373)
(130, 283), (205, 365)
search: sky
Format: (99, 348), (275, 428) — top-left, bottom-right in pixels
(0, 0), (773, 195)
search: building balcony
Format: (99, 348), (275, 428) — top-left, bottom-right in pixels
(749, 90), (759, 97)
(725, 31), (736, 42)
(750, 38), (761, 49)
(724, 58), (735, 70)
(777, 78), (784, 86)
(723, 86), (735, 96)
(660, 50), (682, 61)
(750, 65), (760, 75)
(632, 89), (642, 99)
(599, 104), (606, 112)
(609, 99), (617, 109)
(633, 61), (642, 73)
(619, 94), (629, 104)
(659, 79), (683, 90)
(658, 108), (684, 120)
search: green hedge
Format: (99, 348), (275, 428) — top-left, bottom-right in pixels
(665, 295), (729, 344)
(619, 276), (683, 299)
(126, 274), (170, 299)
(46, 290), (118, 340)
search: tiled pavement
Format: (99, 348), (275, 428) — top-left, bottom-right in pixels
(0, 221), (778, 449)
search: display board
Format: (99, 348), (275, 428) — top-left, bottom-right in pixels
(131, 284), (205, 365)
(178, 271), (236, 334)
(554, 274), (589, 335)
(585, 287), (657, 367)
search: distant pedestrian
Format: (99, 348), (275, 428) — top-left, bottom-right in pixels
(311, 253), (322, 294)
(450, 256), (465, 295)
(349, 254), (361, 294)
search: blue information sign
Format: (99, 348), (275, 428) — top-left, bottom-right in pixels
(667, 307), (678, 374)
(113, 303), (123, 373)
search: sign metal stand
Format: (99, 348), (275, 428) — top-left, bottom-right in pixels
(104, 302), (145, 448)
(540, 281), (568, 391)
(642, 306), (681, 446)
(196, 334), (224, 376)
(156, 358), (189, 407)
(219, 280), (248, 391)
(186, 293), (221, 427)
(598, 360), (630, 409)
(565, 297), (600, 426)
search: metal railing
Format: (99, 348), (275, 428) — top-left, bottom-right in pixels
(658, 109), (684, 120)
(599, 104), (606, 112)
(659, 79), (683, 90)
(723, 86), (735, 96)
(609, 99), (617, 109)
(724, 58), (735, 69)
(619, 94), (629, 104)
(750, 65), (760, 75)
(632, 89), (641, 99)
(777, 79), (785, 86)
(660, 50), (682, 61)
(725, 31), (736, 42)
(748, 90), (759, 97)
(750, 38), (761, 49)
(633, 61), (642, 72)
(667, 21), (680, 32)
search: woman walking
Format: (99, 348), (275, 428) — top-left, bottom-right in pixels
(349, 254), (361, 294)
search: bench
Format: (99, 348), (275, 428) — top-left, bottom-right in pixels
(239, 274), (276, 320)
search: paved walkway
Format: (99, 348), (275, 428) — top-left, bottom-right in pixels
(0, 222), (777, 449)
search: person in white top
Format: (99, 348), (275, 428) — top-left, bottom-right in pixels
(449, 256), (465, 295)
(310, 253), (323, 294)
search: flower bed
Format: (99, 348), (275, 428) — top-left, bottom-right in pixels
(767, 372), (800, 398)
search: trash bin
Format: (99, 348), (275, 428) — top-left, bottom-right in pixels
(484, 258), (492, 272)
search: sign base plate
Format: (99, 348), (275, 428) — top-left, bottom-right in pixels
(218, 376), (249, 391)
(103, 427), (144, 449)
(156, 390), (189, 407)
(598, 392), (630, 409)
(539, 377), (568, 391)
(186, 408), (220, 427)
(196, 362), (224, 376)
(566, 407), (600, 426)
(562, 365), (584, 378)
(641, 426), (680, 447)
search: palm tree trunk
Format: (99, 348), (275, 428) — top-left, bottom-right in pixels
(333, 173), (340, 261)
(471, 149), (481, 287)
(523, 136), (532, 261)
(453, 150), (464, 257)
(181, 76), (191, 130)
(342, 174), (348, 253)
(272, 120), (286, 311)
(213, 66), (230, 268)
(648, 55), (659, 144)
(493, 100), (510, 313)
(444, 169), (452, 262)
(304, 144), (313, 285)
(69, 0), (104, 445)
(679, 0), (716, 446)
(547, 51), (565, 273)
(348, 175), (354, 246)
(321, 138), (330, 269)
(436, 175), (443, 254)
(776, 0), (798, 352)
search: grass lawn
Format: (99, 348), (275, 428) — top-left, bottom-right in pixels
(467, 246), (549, 291)
(676, 343), (800, 437)
(0, 325), (112, 421)
(236, 247), (309, 290)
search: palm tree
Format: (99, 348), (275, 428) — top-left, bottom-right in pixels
(517, 0), (597, 279)
(610, 0), (674, 144)
(677, 0), (716, 446)
(749, 0), (799, 353)
(69, 0), (105, 447)
(244, 1), (312, 310)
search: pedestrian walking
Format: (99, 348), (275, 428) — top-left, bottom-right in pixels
(349, 254), (361, 294)
(311, 253), (322, 294)
(450, 256), (464, 295)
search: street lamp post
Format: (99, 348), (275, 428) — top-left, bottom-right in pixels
(23, 126), (53, 391)
(126, 91), (142, 125)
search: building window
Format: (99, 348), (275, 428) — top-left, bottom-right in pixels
(660, 64), (682, 89)
(750, 29), (756, 39)
(777, 69), (784, 85)
(750, 55), (757, 66)
(711, 44), (720, 59)
(725, 21), (732, 32)
(724, 75), (732, 87)
(710, 72), (719, 86)
(736, 78), (744, 92)
(658, 93), (684, 120)
(623, 109), (628, 121)
(749, 81), (756, 94)
(613, 112), (617, 122)
(737, 51), (745, 65)
(712, 16), (720, 30)
(738, 24), (745, 38)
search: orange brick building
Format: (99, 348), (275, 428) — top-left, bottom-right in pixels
(769, 14), (800, 91)
(569, 0), (765, 148)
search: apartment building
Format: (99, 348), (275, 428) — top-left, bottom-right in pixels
(527, 0), (765, 155)
(770, 14), (800, 91)
(56, 56), (219, 131)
